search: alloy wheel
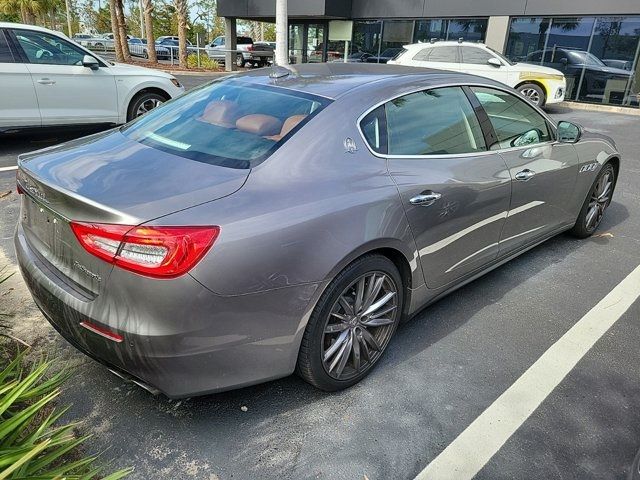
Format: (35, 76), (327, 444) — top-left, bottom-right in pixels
(135, 98), (163, 117)
(521, 88), (541, 105)
(322, 272), (399, 381)
(585, 169), (613, 231)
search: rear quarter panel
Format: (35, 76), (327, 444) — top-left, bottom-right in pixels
(152, 99), (421, 297)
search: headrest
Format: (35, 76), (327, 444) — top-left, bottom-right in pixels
(198, 100), (241, 128)
(279, 114), (307, 138)
(236, 114), (283, 136)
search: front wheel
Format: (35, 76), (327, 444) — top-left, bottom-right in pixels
(296, 255), (403, 391)
(127, 91), (166, 121)
(519, 83), (546, 107)
(569, 163), (616, 238)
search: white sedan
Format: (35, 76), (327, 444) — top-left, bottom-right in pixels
(389, 41), (567, 107)
(0, 22), (185, 132)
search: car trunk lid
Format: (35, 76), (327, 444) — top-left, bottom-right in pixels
(18, 129), (249, 294)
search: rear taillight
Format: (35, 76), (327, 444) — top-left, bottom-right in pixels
(246, 45), (254, 51)
(70, 222), (219, 278)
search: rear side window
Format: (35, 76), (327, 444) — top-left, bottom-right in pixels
(122, 80), (330, 169)
(412, 47), (432, 61)
(0, 30), (14, 63)
(360, 106), (387, 154)
(237, 37), (253, 45)
(428, 46), (458, 63)
(385, 87), (486, 156)
(460, 46), (494, 65)
(471, 87), (551, 150)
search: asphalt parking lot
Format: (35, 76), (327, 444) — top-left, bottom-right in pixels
(1, 76), (639, 479)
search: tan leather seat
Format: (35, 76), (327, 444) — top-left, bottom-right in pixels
(235, 114), (283, 137)
(197, 100), (241, 128)
(266, 115), (308, 141)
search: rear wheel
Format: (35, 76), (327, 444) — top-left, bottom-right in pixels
(236, 53), (245, 68)
(518, 83), (546, 107)
(297, 255), (403, 391)
(569, 163), (616, 238)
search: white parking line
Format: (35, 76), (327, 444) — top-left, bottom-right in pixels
(416, 264), (640, 480)
(0, 165), (18, 172)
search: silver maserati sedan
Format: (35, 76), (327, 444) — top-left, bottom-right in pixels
(15, 64), (620, 397)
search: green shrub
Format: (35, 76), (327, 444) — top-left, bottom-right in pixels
(186, 54), (220, 70)
(0, 350), (132, 479)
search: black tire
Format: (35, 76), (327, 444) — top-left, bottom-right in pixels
(236, 53), (245, 68)
(518, 83), (546, 107)
(126, 91), (167, 121)
(569, 163), (617, 238)
(143, 51), (148, 59)
(296, 255), (404, 391)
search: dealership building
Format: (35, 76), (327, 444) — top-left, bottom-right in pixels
(219, 0), (640, 108)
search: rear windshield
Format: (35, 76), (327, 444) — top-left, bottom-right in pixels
(122, 80), (330, 169)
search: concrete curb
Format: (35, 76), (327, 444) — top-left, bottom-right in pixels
(162, 70), (234, 77)
(560, 101), (640, 116)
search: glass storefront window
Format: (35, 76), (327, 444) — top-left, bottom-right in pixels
(414, 18), (487, 43)
(380, 20), (414, 59)
(351, 20), (383, 60)
(506, 16), (640, 108)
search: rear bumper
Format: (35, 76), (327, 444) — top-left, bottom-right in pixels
(15, 224), (320, 398)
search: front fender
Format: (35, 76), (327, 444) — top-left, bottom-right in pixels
(116, 78), (183, 123)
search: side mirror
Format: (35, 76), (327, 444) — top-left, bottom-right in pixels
(557, 121), (582, 143)
(487, 57), (502, 68)
(82, 55), (99, 70)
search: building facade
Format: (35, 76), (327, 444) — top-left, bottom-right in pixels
(219, 0), (640, 108)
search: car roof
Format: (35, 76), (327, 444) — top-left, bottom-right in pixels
(0, 21), (60, 34)
(234, 63), (503, 100)
(404, 41), (488, 49)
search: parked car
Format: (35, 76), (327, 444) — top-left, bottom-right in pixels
(128, 37), (170, 60)
(525, 48), (635, 104)
(365, 47), (404, 64)
(0, 22), (184, 132)
(14, 63), (620, 397)
(602, 59), (633, 71)
(205, 35), (272, 67)
(389, 41), (567, 107)
(72, 33), (92, 46)
(155, 38), (198, 58)
(156, 35), (191, 45)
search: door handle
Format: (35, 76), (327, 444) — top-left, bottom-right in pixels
(37, 78), (56, 85)
(409, 192), (442, 206)
(515, 169), (536, 181)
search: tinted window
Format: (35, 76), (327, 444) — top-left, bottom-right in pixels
(412, 47), (432, 61)
(428, 46), (458, 63)
(471, 87), (551, 150)
(385, 87), (486, 156)
(460, 46), (495, 65)
(122, 80), (329, 169)
(360, 106), (387, 154)
(13, 29), (87, 65)
(0, 30), (14, 63)
(237, 37), (253, 45)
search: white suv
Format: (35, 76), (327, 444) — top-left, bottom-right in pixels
(0, 23), (185, 132)
(389, 41), (566, 107)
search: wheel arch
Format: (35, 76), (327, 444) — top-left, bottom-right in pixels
(515, 79), (547, 97)
(126, 87), (171, 121)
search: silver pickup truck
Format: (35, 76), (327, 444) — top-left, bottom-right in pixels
(205, 36), (274, 67)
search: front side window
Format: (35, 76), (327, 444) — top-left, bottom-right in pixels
(428, 46), (459, 63)
(460, 46), (495, 65)
(122, 80), (330, 169)
(13, 29), (87, 66)
(471, 87), (551, 150)
(385, 87), (486, 156)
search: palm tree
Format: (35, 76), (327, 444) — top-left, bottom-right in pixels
(0, 0), (40, 23)
(115, 0), (130, 61)
(141, 0), (157, 62)
(108, 0), (124, 61)
(174, 0), (188, 68)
